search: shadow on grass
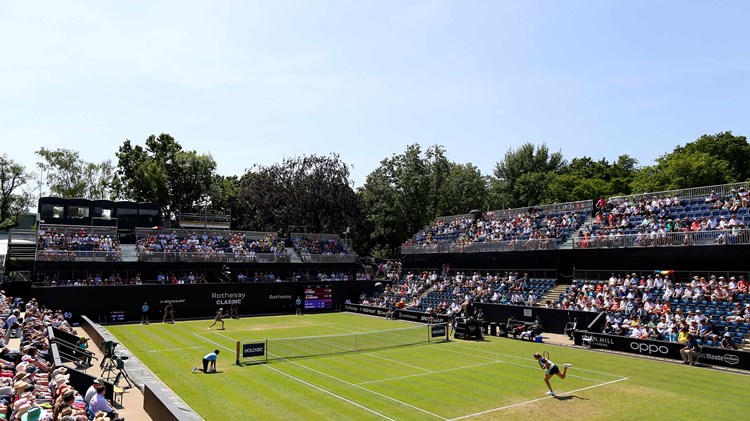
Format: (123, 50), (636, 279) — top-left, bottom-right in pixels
(554, 395), (588, 401)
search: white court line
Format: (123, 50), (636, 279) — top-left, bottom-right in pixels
(449, 343), (625, 379)
(357, 360), (504, 385)
(328, 323), (610, 384)
(447, 377), (629, 420)
(203, 322), (341, 335)
(210, 331), (447, 420)
(305, 335), (434, 373)
(323, 324), (435, 373)
(192, 333), (396, 420)
(147, 345), (203, 353)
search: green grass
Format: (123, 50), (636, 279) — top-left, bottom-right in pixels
(106, 313), (746, 420)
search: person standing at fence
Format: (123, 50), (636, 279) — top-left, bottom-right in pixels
(141, 302), (149, 325)
(163, 303), (175, 324)
(295, 296), (302, 315)
(208, 308), (225, 330)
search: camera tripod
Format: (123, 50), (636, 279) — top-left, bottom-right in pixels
(100, 341), (133, 389)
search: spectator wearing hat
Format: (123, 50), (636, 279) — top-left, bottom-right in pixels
(21, 406), (45, 421)
(84, 378), (107, 403)
(77, 337), (91, 367)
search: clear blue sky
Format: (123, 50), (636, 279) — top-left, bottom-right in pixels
(2, 1), (749, 187)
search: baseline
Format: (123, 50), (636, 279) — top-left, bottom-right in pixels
(192, 333), (396, 420)
(447, 377), (629, 420)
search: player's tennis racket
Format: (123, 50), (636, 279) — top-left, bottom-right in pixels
(542, 351), (550, 360)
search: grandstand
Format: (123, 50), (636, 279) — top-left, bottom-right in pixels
(2, 183), (750, 419)
(401, 200), (591, 254)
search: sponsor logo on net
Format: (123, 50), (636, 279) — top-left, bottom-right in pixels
(630, 342), (669, 355)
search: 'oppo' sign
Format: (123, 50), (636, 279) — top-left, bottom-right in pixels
(630, 342), (669, 355)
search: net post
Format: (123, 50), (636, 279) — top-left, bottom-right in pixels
(236, 341), (241, 366)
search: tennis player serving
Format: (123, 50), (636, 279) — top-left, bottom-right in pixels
(533, 351), (572, 396)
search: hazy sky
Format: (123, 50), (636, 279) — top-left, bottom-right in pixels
(2, 1), (749, 187)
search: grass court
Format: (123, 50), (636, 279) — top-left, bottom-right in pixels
(105, 313), (745, 420)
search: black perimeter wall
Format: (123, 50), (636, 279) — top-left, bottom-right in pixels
(401, 245), (750, 275)
(6, 245), (750, 323)
(2, 281), (382, 323)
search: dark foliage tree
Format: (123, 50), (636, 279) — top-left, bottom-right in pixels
(113, 134), (217, 218)
(491, 142), (566, 208)
(0, 154), (30, 228)
(234, 154), (362, 237)
(35, 148), (113, 199)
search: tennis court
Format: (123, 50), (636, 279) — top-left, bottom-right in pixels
(106, 313), (746, 420)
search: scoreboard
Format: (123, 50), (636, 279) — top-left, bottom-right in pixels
(304, 285), (333, 309)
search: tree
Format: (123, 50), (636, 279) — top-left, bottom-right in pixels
(629, 132), (749, 193)
(631, 151), (732, 193)
(113, 134), (218, 218)
(678, 131), (750, 182)
(35, 148), (113, 199)
(358, 144), (488, 257)
(206, 175), (240, 218)
(234, 154), (362, 235)
(0, 155), (30, 228)
(491, 143), (566, 208)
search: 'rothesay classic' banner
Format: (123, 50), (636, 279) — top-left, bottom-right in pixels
(573, 331), (750, 371)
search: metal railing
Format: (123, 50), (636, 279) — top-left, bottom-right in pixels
(35, 250), (123, 262)
(290, 232), (341, 241)
(401, 238), (557, 254)
(8, 229), (36, 244)
(137, 252), (291, 263)
(300, 254), (356, 263)
(486, 199), (593, 219)
(39, 224), (119, 237)
(573, 229), (750, 249)
(134, 228), (275, 241)
(609, 182), (750, 203)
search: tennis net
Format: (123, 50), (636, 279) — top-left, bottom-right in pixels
(237, 323), (448, 363)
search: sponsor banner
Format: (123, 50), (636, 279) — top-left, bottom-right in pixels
(431, 324), (447, 339)
(574, 331), (750, 371)
(242, 342), (266, 358)
(343, 304), (449, 324)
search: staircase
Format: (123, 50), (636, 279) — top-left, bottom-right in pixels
(287, 247), (302, 263)
(558, 214), (593, 249)
(120, 244), (139, 262)
(539, 284), (569, 306)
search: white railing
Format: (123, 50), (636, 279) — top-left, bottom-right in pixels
(610, 182), (750, 203)
(402, 238), (557, 254)
(486, 199), (593, 219)
(137, 251), (290, 263)
(301, 254), (355, 263)
(36, 250), (123, 262)
(573, 229), (750, 249)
